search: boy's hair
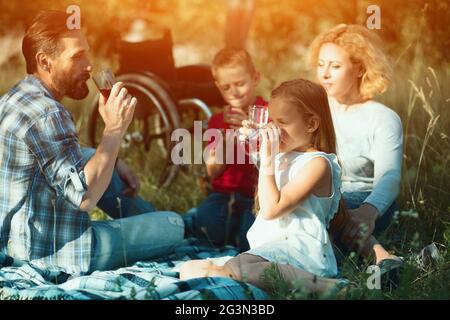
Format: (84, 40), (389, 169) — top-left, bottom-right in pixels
(22, 10), (71, 74)
(211, 48), (257, 79)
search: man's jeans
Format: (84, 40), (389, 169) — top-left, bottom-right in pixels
(89, 211), (184, 272)
(81, 147), (184, 272)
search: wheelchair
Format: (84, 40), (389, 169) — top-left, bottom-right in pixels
(87, 29), (223, 188)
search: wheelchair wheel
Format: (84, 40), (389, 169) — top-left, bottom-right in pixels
(176, 98), (213, 195)
(87, 73), (180, 188)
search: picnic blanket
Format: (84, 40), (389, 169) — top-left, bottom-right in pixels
(0, 238), (268, 300)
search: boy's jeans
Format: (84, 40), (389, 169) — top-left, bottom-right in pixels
(183, 192), (255, 252)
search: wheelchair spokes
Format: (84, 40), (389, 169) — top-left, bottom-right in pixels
(87, 71), (214, 190)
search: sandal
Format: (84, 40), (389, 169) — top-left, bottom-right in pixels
(377, 258), (404, 292)
(416, 243), (441, 270)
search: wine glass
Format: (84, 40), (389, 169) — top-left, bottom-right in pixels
(92, 69), (116, 99)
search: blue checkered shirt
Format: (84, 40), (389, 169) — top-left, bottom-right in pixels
(0, 75), (92, 275)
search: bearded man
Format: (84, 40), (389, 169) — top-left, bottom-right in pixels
(0, 10), (184, 275)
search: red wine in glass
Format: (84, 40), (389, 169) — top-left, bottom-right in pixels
(93, 69), (116, 99)
(99, 88), (112, 99)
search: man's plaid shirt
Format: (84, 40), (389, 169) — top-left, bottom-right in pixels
(0, 75), (92, 275)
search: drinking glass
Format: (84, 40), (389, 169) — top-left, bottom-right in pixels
(243, 105), (269, 156)
(249, 105), (269, 128)
(92, 69), (116, 99)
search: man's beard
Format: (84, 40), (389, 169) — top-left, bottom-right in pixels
(53, 71), (90, 100)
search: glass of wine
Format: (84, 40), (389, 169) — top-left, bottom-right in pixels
(92, 69), (116, 99)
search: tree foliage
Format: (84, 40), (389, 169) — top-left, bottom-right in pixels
(0, 0), (447, 62)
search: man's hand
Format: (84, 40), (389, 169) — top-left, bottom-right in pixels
(224, 105), (247, 129)
(116, 159), (140, 197)
(80, 83), (137, 212)
(98, 82), (137, 137)
(341, 203), (380, 250)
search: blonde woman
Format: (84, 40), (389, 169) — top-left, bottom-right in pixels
(309, 24), (403, 262)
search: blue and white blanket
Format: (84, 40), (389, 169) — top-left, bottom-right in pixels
(0, 238), (268, 300)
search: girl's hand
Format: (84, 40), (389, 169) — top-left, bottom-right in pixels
(238, 120), (257, 142)
(260, 122), (280, 175)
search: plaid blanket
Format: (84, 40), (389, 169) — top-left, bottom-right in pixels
(0, 238), (268, 300)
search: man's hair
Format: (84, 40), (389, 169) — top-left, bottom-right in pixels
(22, 10), (70, 74)
(211, 48), (257, 79)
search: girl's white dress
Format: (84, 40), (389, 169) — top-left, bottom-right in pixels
(246, 151), (342, 278)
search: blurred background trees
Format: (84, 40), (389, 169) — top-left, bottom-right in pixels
(0, 0), (448, 69)
(0, 0), (448, 103)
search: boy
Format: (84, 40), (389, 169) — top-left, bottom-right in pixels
(185, 48), (266, 251)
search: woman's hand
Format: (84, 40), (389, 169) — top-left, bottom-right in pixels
(116, 159), (140, 197)
(341, 203), (380, 250)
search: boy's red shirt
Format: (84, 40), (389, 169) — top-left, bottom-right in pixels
(207, 96), (267, 198)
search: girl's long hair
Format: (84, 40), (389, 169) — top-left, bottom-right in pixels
(253, 79), (348, 234)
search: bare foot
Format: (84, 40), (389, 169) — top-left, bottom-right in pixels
(361, 236), (402, 265)
(179, 260), (212, 280)
(179, 260), (236, 281)
(373, 245), (402, 265)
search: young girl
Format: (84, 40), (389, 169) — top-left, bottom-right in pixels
(180, 79), (348, 294)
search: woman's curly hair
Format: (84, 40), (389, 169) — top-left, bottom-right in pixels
(309, 24), (393, 100)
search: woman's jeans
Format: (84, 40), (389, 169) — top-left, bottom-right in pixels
(333, 191), (397, 265)
(81, 147), (185, 272)
(183, 192), (255, 252)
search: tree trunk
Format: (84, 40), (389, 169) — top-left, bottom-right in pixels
(225, 0), (254, 49)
